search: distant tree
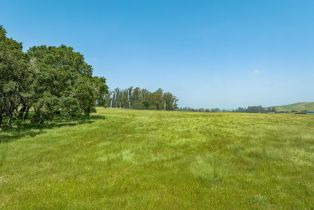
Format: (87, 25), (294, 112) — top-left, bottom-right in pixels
(132, 87), (142, 109)
(247, 106), (263, 113)
(121, 89), (129, 108)
(142, 101), (150, 109)
(127, 87), (133, 109)
(105, 87), (178, 111)
(163, 92), (177, 110)
(234, 106), (276, 113)
(142, 89), (152, 109)
(152, 88), (163, 110)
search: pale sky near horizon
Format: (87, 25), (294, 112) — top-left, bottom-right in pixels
(1, 0), (314, 109)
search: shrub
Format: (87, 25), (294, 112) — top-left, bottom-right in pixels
(60, 97), (81, 118)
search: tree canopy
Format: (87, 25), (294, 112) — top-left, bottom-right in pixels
(0, 26), (108, 128)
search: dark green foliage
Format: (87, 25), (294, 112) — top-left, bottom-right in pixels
(106, 87), (178, 110)
(92, 76), (109, 106)
(59, 97), (81, 119)
(32, 92), (59, 124)
(0, 26), (108, 128)
(0, 26), (31, 127)
(74, 77), (97, 116)
(142, 101), (150, 109)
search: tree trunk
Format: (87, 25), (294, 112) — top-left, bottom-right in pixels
(0, 114), (3, 128)
(24, 106), (30, 120)
(18, 104), (27, 119)
(7, 112), (13, 128)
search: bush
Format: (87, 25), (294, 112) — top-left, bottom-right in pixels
(32, 93), (59, 124)
(60, 97), (81, 118)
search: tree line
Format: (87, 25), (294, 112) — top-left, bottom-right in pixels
(178, 106), (276, 113)
(104, 87), (178, 110)
(0, 26), (108, 128)
(178, 107), (223, 112)
(234, 106), (276, 113)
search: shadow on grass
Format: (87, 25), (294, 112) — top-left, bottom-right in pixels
(0, 115), (106, 143)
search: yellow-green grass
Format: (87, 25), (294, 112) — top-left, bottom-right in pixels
(0, 108), (314, 209)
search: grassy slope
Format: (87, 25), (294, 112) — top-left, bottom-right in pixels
(274, 102), (314, 112)
(0, 108), (314, 209)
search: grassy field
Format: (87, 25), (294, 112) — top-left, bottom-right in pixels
(0, 108), (313, 209)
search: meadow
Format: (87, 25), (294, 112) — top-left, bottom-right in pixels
(0, 108), (313, 209)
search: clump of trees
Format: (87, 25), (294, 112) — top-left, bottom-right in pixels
(0, 26), (108, 128)
(178, 107), (222, 112)
(105, 87), (178, 110)
(234, 106), (276, 113)
(178, 106), (277, 113)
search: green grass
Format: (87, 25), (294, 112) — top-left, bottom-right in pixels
(274, 102), (314, 112)
(0, 108), (314, 209)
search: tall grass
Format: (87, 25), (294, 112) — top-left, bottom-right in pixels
(0, 108), (313, 209)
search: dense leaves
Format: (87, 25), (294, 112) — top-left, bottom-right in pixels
(0, 26), (108, 128)
(0, 26), (31, 127)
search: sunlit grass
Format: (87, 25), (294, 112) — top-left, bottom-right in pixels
(0, 108), (313, 209)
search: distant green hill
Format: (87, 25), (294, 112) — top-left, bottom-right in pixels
(273, 102), (314, 112)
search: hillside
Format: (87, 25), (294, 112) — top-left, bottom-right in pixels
(273, 102), (314, 112)
(0, 108), (313, 209)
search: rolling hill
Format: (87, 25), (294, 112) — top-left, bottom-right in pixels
(273, 102), (314, 112)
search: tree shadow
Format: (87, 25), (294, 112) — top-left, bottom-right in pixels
(0, 115), (106, 143)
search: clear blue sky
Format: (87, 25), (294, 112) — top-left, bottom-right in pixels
(1, 0), (314, 109)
